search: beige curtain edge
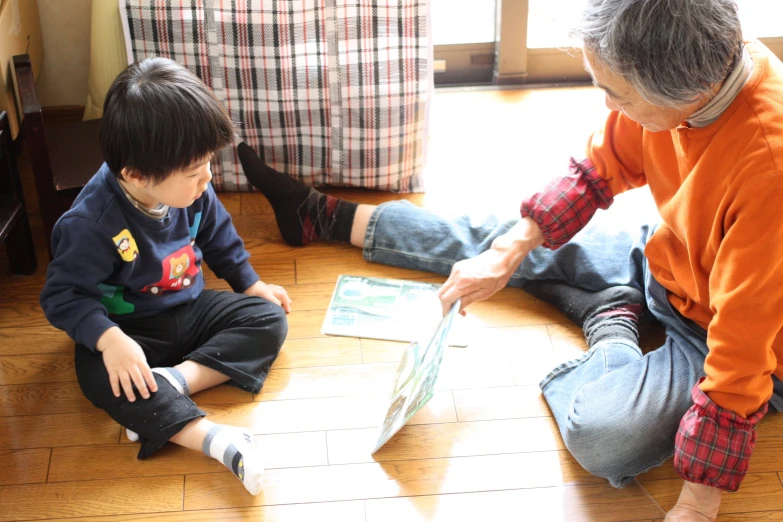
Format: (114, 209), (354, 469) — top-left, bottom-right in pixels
(83, 0), (128, 121)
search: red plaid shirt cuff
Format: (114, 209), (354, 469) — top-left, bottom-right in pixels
(519, 158), (614, 250)
(674, 378), (768, 492)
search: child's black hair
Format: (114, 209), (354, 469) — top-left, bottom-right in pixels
(100, 57), (234, 183)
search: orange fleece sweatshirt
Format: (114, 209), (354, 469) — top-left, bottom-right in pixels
(586, 41), (783, 418)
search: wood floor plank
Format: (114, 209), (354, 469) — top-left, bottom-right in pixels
(453, 385), (550, 421)
(236, 230), (298, 255)
(327, 417), (564, 465)
(240, 192), (273, 215)
(273, 337), (363, 369)
(358, 342), (519, 390)
(0, 449), (50, 486)
(464, 298), (567, 328)
(201, 391), (456, 434)
(359, 338), (413, 364)
(257, 351), (514, 402)
(0, 381), (93, 416)
(34, 500), (366, 522)
(285, 309), (335, 339)
(281, 281), (343, 310)
(435, 349), (515, 390)
(639, 473), (783, 515)
(184, 451), (600, 510)
(0, 475), (183, 521)
(758, 412), (783, 437)
(248, 259), (297, 287)
(319, 187), (426, 207)
(258, 431), (329, 469)
(467, 324), (554, 356)
(640, 438), (783, 482)
(257, 362), (398, 401)
(0, 411), (120, 450)
(0, 326), (73, 356)
(548, 323), (589, 362)
(0, 276), (48, 303)
(232, 214), (286, 245)
(48, 444), (223, 482)
(202, 257), (296, 287)
(511, 348), (561, 386)
(0, 354), (75, 385)
(363, 482), (665, 522)
(360, 325), (554, 375)
(191, 384), (254, 405)
(294, 244), (443, 285)
(52, 431), (327, 482)
(716, 513), (783, 521)
(216, 192), (241, 216)
(0, 301), (50, 328)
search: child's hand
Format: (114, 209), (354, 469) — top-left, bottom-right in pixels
(244, 281), (292, 313)
(96, 326), (158, 402)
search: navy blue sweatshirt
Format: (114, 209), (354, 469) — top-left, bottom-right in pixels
(40, 164), (259, 351)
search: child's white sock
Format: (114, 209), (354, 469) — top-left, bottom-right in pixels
(203, 425), (264, 495)
(126, 367), (190, 442)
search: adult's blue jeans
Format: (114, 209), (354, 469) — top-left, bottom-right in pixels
(362, 200), (781, 487)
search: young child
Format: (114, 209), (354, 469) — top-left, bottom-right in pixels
(40, 57), (291, 496)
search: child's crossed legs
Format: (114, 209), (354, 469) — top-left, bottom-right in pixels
(76, 290), (287, 495)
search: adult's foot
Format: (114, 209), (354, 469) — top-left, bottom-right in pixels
(523, 281), (645, 348)
(237, 142), (357, 246)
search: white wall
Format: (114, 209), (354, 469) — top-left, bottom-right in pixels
(35, 0), (92, 107)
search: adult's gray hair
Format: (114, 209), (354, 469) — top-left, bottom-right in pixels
(571, 0), (743, 108)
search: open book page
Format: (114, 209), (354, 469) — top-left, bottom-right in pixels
(321, 275), (468, 347)
(371, 299), (461, 454)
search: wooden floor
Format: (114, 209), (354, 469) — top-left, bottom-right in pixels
(1, 87), (782, 521)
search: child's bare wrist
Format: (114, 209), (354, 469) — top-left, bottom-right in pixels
(243, 280), (266, 296)
(95, 326), (123, 353)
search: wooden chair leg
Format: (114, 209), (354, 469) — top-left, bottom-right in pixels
(29, 161), (62, 259)
(5, 213), (37, 275)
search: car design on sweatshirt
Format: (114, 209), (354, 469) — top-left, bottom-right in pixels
(141, 245), (200, 295)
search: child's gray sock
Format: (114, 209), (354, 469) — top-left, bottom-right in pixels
(151, 367), (190, 395)
(126, 367), (190, 442)
(203, 425), (264, 495)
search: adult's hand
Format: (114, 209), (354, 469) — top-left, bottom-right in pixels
(664, 482), (722, 522)
(438, 217), (543, 315)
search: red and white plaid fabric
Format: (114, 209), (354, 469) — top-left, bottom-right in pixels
(519, 158), (614, 249)
(120, 0), (430, 192)
(674, 378), (767, 492)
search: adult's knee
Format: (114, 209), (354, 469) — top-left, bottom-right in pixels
(561, 392), (646, 483)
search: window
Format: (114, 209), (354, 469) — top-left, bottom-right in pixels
(431, 0), (497, 85)
(431, 0), (495, 45)
(434, 0), (783, 88)
(736, 0), (783, 38)
(526, 0), (579, 49)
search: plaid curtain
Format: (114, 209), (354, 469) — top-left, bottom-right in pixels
(120, 0), (431, 192)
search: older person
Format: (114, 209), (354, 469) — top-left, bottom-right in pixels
(239, 0), (783, 519)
